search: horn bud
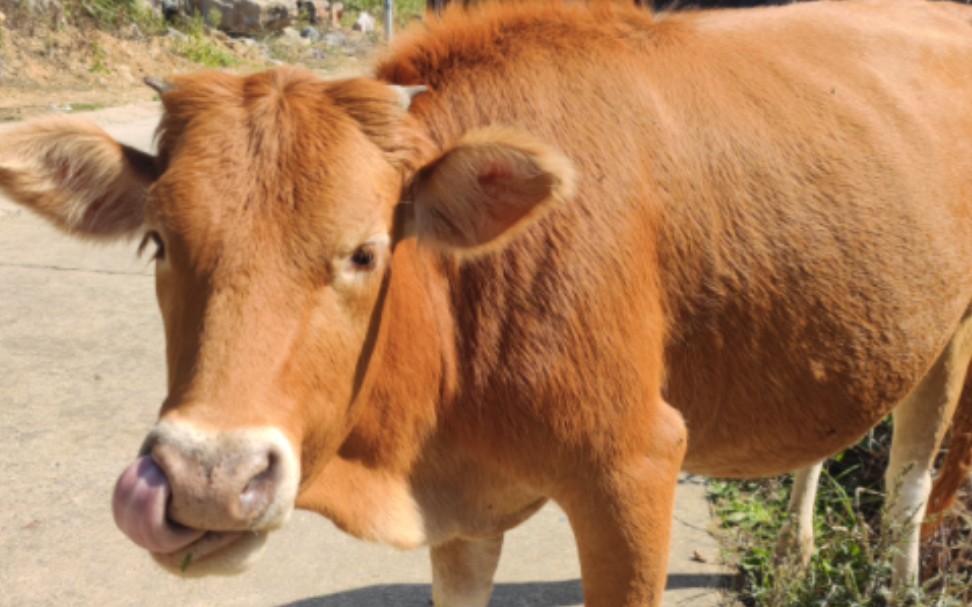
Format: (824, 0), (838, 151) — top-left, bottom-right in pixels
(391, 85), (429, 110)
(144, 77), (174, 96)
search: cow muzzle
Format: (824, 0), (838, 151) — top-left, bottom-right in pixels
(112, 420), (300, 576)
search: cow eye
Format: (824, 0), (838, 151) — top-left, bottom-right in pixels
(349, 244), (377, 271)
(138, 230), (166, 261)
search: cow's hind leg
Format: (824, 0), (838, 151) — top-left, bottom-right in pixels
(430, 535), (504, 607)
(775, 462), (823, 568)
(885, 310), (972, 589)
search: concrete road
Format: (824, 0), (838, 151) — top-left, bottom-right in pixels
(0, 106), (730, 606)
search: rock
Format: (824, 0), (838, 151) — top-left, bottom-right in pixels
(16, 0), (61, 11)
(323, 31), (346, 48)
(166, 27), (188, 41)
(280, 25), (301, 41)
(152, 0), (181, 21)
(187, 0), (293, 35)
(329, 1), (342, 29)
(0, 11), (6, 25)
(300, 26), (321, 41)
(352, 10), (374, 33)
(296, 0), (325, 24)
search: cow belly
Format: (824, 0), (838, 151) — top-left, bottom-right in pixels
(678, 406), (880, 479)
(666, 284), (970, 478)
(672, 335), (945, 478)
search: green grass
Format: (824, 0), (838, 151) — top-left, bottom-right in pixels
(90, 40), (109, 73)
(344, 0), (424, 18)
(66, 102), (108, 112)
(711, 421), (972, 606)
(176, 36), (236, 68)
(173, 13), (236, 68)
(338, 0), (425, 30)
(395, 0), (425, 27)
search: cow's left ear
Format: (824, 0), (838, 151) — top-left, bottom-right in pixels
(405, 127), (576, 253)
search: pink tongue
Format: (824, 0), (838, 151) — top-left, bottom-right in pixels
(112, 456), (205, 554)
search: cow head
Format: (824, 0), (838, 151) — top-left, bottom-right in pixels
(0, 68), (574, 575)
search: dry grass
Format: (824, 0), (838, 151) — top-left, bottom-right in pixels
(922, 487), (972, 604)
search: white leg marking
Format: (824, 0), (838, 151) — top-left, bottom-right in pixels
(885, 313), (972, 589)
(776, 462), (823, 567)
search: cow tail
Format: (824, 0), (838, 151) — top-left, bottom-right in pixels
(921, 363), (972, 540)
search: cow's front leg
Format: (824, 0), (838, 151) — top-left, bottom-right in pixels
(430, 535), (504, 607)
(558, 401), (687, 607)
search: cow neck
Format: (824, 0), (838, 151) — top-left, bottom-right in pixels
(336, 239), (455, 475)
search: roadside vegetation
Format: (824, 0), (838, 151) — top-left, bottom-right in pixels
(711, 420), (972, 606)
(175, 12), (237, 68)
(0, 0), (425, 120)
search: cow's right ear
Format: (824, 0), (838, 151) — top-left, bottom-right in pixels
(404, 126), (576, 255)
(0, 117), (158, 240)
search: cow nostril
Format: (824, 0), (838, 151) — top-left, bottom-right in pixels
(239, 450), (279, 517)
(138, 433), (159, 458)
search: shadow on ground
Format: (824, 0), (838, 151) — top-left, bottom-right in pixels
(280, 580), (581, 607)
(279, 573), (734, 606)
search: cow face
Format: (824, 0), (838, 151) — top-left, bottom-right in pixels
(0, 68), (574, 575)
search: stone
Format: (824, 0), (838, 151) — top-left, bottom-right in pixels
(187, 0), (293, 35)
(296, 0), (324, 24)
(329, 1), (342, 29)
(166, 27), (188, 41)
(352, 10), (374, 33)
(323, 31), (346, 48)
(300, 26), (321, 41)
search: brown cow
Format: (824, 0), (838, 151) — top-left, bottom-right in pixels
(2, 1), (972, 605)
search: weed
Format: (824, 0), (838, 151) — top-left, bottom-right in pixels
(66, 102), (107, 112)
(712, 420), (972, 606)
(81, 0), (142, 28)
(174, 14), (236, 68)
(395, 0), (425, 27)
(923, 490), (972, 605)
(206, 7), (222, 31)
(90, 40), (109, 73)
(44, 31), (56, 58)
(337, 0), (424, 31)
(176, 37), (236, 68)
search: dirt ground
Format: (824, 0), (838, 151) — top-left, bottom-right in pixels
(3, 25), (204, 120)
(0, 10), (374, 122)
